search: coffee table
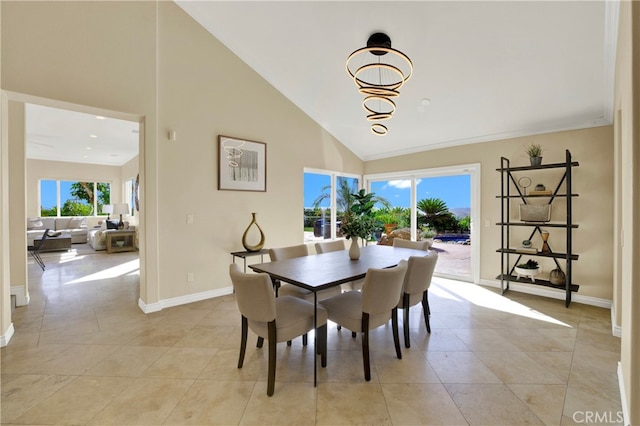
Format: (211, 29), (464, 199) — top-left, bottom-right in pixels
(33, 233), (72, 252)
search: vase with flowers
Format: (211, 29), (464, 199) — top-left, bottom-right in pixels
(340, 189), (377, 260)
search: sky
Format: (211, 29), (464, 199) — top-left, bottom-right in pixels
(304, 173), (470, 211)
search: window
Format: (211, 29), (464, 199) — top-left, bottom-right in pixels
(303, 170), (359, 242)
(366, 164), (479, 282)
(39, 179), (111, 217)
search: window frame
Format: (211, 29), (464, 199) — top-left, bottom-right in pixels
(38, 179), (112, 217)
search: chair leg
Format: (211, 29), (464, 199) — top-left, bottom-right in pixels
(238, 316), (248, 368)
(392, 307), (402, 360)
(422, 291), (431, 333)
(362, 313), (371, 381)
(287, 340), (292, 346)
(256, 336), (264, 348)
(267, 320), (277, 396)
(403, 293), (411, 348)
(319, 325), (327, 368)
(352, 331), (357, 338)
(302, 333), (308, 346)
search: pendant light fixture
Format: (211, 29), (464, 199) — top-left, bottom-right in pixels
(346, 32), (413, 136)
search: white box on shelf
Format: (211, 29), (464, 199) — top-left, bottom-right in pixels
(519, 204), (551, 222)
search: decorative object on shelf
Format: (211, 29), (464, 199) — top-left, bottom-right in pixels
(549, 268), (566, 286)
(525, 143), (543, 166)
(534, 184), (546, 191)
(514, 259), (540, 282)
(541, 231), (551, 253)
(112, 203), (129, 230)
(518, 176), (532, 195)
(348, 236), (361, 260)
(241, 212), (265, 252)
(522, 239), (532, 248)
(346, 32), (413, 136)
(519, 204), (551, 222)
(116, 241), (125, 248)
(218, 135), (267, 192)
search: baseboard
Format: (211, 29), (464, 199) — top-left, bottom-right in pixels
(0, 323), (15, 347)
(617, 362), (631, 426)
(479, 278), (612, 309)
(10, 286), (30, 307)
(138, 286), (234, 314)
(611, 304), (622, 337)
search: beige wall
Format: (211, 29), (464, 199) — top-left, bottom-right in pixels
(613, 1), (640, 422)
(0, 0), (362, 319)
(366, 126), (615, 301)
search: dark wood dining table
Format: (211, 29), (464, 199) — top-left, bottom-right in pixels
(249, 243), (429, 385)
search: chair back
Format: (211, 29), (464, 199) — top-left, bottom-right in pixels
(402, 252), (438, 296)
(314, 240), (345, 254)
(229, 264), (276, 323)
(362, 261), (407, 316)
(392, 238), (430, 250)
(269, 244), (308, 261)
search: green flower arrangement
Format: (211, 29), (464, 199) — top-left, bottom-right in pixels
(341, 189), (377, 241)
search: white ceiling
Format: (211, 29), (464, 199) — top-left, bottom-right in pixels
(26, 103), (139, 167)
(177, 0), (616, 161)
(24, 2), (616, 165)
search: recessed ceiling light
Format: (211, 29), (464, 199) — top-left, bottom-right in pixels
(86, 147), (92, 150)
(83, 155), (89, 158)
(95, 116), (106, 120)
(420, 98), (431, 106)
(110, 154), (119, 157)
(89, 134), (98, 138)
(132, 129), (139, 134)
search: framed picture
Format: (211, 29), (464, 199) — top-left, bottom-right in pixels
(218, 135), (267, 192)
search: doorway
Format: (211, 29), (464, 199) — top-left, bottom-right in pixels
(366, 163), (480, 283)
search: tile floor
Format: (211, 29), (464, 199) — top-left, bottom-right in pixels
(1, 247), (623, 425)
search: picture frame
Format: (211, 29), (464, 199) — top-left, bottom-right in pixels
(218, 135), (267, 192)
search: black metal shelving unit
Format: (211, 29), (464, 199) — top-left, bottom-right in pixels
(496, 149), (579, 307)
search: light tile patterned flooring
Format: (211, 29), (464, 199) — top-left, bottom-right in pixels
(1, 248), (623, 425)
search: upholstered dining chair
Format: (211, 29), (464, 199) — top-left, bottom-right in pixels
(392, 238), (431, 250)
(27, 229), (49, 271)
(320, 261), (408, 381)
(229, 264), (327, 396)
(314, 240), (363, 292)
(398, 251), (438, 348)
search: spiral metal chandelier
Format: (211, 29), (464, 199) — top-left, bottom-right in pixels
(346, 32), (413, 136)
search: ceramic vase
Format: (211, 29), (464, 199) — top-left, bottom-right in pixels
(242, 212), (265, 252)
(348, 237), (360, 260)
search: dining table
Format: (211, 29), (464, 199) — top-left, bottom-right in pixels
(248, 243), (430, 386)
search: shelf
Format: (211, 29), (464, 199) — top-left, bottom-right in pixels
(496, 274), (579, 292)
(495, 194), (579, 198)
(496, 248), (579, 260)
(498, 150), (578, 307)
(495, 222), (579, 228)
(496, 161), (579, 172)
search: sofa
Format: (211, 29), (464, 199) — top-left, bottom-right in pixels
(27, 217), (88, 245)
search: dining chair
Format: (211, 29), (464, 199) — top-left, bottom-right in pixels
(392, 238), (431, 250)
(397, 252), (438, 348)
(27, 229), (49, 271)
(229, 264), (327, 396)
(320, 261), (408, 381)
(314, 240), (363, 292)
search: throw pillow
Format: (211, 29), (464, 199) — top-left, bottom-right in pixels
(106, 220), (119, 230)
(68, 217), (86, 229)
(27, 218), (44, 230)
